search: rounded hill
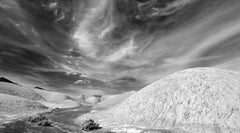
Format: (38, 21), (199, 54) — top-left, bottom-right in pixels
(78, 67), (240, 133)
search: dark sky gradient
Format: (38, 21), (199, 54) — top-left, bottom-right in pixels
(1, 0), (240, 95)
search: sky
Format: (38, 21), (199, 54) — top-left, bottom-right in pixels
(0, 0), (240, 95)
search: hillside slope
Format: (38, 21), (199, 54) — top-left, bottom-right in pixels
(0, 93), (48, 114)
(78, 67), (240, 133)
(34, 89), (79, 108)
(0, 77), (80, 109)
(93, 91), (135, 110)
(0, 82), (43, 100)
(0, 93), (48, 123)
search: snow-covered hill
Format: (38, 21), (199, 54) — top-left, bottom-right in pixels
(78, 67), (240, 133)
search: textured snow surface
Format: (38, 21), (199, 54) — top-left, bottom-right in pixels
(78, 67), (240, 133)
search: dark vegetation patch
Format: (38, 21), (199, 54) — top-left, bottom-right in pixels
(27, 114), (53, 127)
(81, 119), (102, 132)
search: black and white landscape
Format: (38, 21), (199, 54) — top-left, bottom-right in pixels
(1, 0), (240, 133)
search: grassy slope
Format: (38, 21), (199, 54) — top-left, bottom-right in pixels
(0, 82), (44, 100)
(0, 93), (49, 123)
(0, 93), (48, 114)
(0, 77), (81, 124)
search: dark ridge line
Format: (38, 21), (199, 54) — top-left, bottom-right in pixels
(34, 86), (46, 90)
(0, 77), (19, 85)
